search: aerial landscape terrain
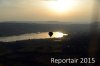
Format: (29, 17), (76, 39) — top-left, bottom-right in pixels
(0, 22), (99, 66)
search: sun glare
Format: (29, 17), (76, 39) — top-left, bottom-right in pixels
(53, 32), (68, 38)
(55, 32), (63, 38)
(46, 0), (78, 13)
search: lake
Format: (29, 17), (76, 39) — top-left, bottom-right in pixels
(0, 32), (68, 42)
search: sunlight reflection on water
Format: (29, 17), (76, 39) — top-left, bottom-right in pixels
(0, 32), (68, 42)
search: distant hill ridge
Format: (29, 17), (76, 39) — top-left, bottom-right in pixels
(0, 22), (94, 37)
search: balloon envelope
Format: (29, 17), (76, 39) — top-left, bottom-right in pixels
(48, 32), (53, 37)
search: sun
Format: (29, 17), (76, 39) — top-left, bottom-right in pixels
(46, 0), (78, 13)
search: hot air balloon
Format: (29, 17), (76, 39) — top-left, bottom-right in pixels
(48, 32), (53, 37)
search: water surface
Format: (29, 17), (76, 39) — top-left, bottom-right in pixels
(0, 32), (68, 42)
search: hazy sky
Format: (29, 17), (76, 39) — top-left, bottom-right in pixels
(0, 0), (99, 23)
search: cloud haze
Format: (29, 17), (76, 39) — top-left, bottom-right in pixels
(0, 0), (99, 23)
